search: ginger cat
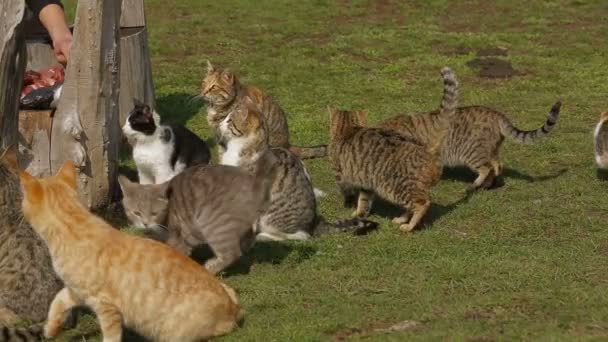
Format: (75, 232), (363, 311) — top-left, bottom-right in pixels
(19, 161), (243, 342)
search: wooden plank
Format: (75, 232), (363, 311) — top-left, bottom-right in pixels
(120, 0), (146, 27)
(50, 0), (123, 209)
(0, 1), (27, 149)
(119, 26), (155, 127)
(18, 109), (53, 176)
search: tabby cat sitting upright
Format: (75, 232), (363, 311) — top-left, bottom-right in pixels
(220, 99), (379, 240)
(20, 161), (243, 342)
(378, 74), (561, 190)
(201, 61), (327, 159)
(0, 146), (64, 341)
(594, 111), (608, 169)
(123, 99), (211, 184)
(328, 67), (459, 232)
(119, 150), (279, 274)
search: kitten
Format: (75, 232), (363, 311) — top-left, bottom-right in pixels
(201, 61), (327, 159)
(122, 99), (211, 184)
(594, 111), (608, 168)
(0, 145), (63, 340)
(119, 150), (279, 274)
(19, 161), (244, 342)
(327, 67), (459, 232)
(378, 70), (561, 190)
(220, 100), (378, 240)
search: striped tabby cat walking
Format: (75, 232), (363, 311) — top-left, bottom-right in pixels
(328, 67), (459, 232)
(19, 161), (244, 342)
(379, 73), (561, 190)
(201, 61), (327, 159)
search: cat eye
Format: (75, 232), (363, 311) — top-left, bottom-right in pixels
(133, 211), (141, 216)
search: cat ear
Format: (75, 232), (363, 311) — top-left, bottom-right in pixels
(56, 160), (77, 190)
(157, 181), (171, 199)
(117, 175), (134, 195)
(206, 60), (215, 74)
(0, 144), (20, 174)
(222, 69), (234, 83)
(19, 170), (42, 203)
(358, 110), (369, 124)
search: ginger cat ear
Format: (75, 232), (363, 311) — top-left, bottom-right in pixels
(19, 170), (43, 203)
(206, 60), (215, 74)
(222, 69), (234, 83)
(57, 160), (77, 190)
(358, 110), (369, 124)
(0, 144), (20, 174)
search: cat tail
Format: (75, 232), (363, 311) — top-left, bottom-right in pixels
(0, 324), (43, 341)
(427, 66), (459, 155)
(220, 283), (246, 324)
(594, 112), (608, 168)
(499, 101), (561, 143)
(252, 150), (280, 205)
(289, 145), (328, 159)
(312, 216), (379, 237)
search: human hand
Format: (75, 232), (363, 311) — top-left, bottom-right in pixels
(52, 34), (72, 65)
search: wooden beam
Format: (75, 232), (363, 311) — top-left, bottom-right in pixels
(121, 0), (146, 27)
(0, 1), (26, 149)
(50, 0), (123, 209)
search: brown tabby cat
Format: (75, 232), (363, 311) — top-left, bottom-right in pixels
(20, 161), (244, 342)
(201, 61), (327, 159)
(327, 67), (459, 232)
(379, 76), (561, 189)
(0, 145), (64, 341)
(594, 111), (608, 168)
(120, 150), (278, 274)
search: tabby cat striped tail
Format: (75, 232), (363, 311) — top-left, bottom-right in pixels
(0, 324), (42, 341)
(439, 66), (459, 117)
(499, 101), (561, 143)
(289, 144), (327, 159)
(426, 66), (459, 154)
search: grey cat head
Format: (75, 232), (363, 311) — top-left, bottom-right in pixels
(118, 175), (170, 230)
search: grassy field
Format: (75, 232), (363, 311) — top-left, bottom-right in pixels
(54, 0), (608, 340)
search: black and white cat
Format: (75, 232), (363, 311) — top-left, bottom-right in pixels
(122, 99), (211, 184)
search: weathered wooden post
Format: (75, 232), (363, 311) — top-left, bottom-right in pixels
(0, 1), (27, 149)
(50, 0), (123, 208)
(119, 0), (155, 125)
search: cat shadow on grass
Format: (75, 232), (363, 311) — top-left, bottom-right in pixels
(596, 168), (608, 181)
(441, 166), (568, 188)
(156, 92), (205, 127)
(190, 242), (317, 277)
(367, 190), (476, 231)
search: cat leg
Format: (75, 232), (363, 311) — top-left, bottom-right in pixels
(0, 305), (20, 325)
(89, 301), (123, 342)
(352, 190), (374, 218)
(468, 164), (492, 191)
(205, 233), (243, 275)
(399, 199), (431, 232)
(137, 170), (154, 185)
(44, 287), (81, 338)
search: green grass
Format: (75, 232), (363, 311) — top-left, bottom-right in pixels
(54, 0), (608, 340)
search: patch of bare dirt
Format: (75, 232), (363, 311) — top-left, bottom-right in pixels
(466, 57), (519, 78)
(330, 320), (422, 341)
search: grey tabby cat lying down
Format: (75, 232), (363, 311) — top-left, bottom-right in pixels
(119, 151), (278, 275)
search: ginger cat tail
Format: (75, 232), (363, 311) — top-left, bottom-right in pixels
(19, 161), (243, 342)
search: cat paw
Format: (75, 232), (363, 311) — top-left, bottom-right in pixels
(44, 321), (62, 338)
(392, 217), (407, 224)
(351, 210), (367, 218)
(399, 223), (416, 233)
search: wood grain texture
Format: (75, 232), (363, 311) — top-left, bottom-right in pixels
(120, 0), (146, 27)
(50, 0), (123, 209)
(18, 109), (53, 176)
(0, 0), (26, 149)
